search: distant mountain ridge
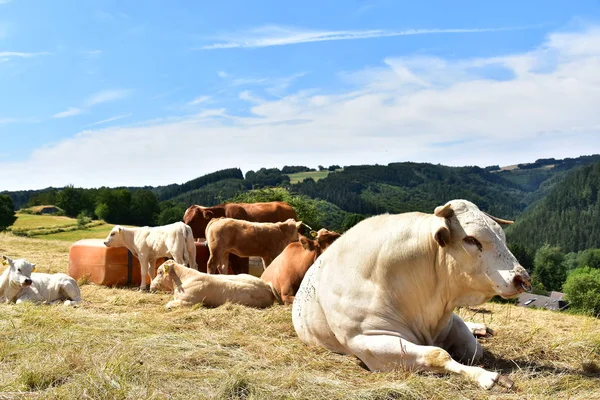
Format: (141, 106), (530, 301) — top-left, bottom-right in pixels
(3, 154), (600, 246)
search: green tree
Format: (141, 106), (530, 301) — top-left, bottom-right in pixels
(563, 267), (600, 315)
(130, 190), (160, 226)
(577, 249), (600, 269)
(0, 195), (17, 232)
(157, 201), (187, 225)
(532, 245), (567, 292)
(56, 185), (83, 217)
(508, 243), (535, 273)
(232, 187), (322, 232)
(341, 213), (366, 232)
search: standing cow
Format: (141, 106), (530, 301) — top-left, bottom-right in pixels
(261, 228), (341, 305)
(103, 221), (197, 290)
(293, 200), (531, 390)
(205, 218), (302, 275)
(183, 202), (298, 274)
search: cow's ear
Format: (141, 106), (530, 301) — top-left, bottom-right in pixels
(295, 221), (303, 230)
(117, 226), (123, 233)
(31, 264), (36, 272)
(432, 218), (452, 248)
(2, 255), (12, 266)
(434, 203), (454, 219)
(203, 210), (214, 219)
(300, 236), (316, 251)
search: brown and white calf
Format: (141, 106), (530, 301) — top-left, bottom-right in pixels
(103, 221), (197, 290)
(150, 260), (279, 309)
(205, 218), (302, 274)
(261, 228), (341, 305)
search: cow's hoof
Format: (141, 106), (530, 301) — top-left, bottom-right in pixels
(139, 287), (149, 292)
(497, 375), (514, 390)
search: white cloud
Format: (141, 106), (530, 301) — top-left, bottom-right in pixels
(0, 51), (48, 59)
(84, 50), (103, 58)
(0, 0), (13, 4)
(86, 113), (132, 127)
(217, 70), (229, 78)
(52, 107), (82, 119)
(0, 117), (17, 124)
(2, 27), (600, 190)
(200, 25), (538, 50)
(187, 95), (211, 106)
(85, 89), (132, 106)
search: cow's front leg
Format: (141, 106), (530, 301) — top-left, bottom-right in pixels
(436, 314), (484, 364)
(347, 334), (512, 390)
(138, 255), (150, 290)
(148, 258), (157, 281)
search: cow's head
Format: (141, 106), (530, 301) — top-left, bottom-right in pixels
(2, 255), (35, 288)
(183, 205), (217, 239)
(103, 225), (125, 247)
(431, 200), (531, 303)
(150, 260), (178, 292)
(300, 229), (342, 255)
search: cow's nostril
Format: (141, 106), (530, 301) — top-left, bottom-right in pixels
(24, 279), (32, 286)
(513, 274), (531, 292)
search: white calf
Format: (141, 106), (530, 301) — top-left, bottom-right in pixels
(103, 222), (197, 290)
(0, 256), (82, 306)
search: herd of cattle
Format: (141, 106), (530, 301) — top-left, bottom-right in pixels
(0, 199), (533, 390)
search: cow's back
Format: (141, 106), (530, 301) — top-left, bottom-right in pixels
(262, 242), (317, 302)
(236, 202), (297, 223)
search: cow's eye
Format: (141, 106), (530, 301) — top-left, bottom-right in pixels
(17, 268), (21, 273)
(463, 236), (483, 251)
(110, 232), (115, 236)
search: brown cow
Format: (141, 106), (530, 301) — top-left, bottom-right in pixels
(261, 228), (341, 305)
(183, 201), (297, 239)
(183, 201), (297, 274)
(206, 218), (302, 274)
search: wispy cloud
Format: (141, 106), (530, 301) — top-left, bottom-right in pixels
(0, 117), (17, 124)
(187, 95), (211, 106)
(86, 113), (132, 127)
(85, 89), (132, 106)
(0, 0), (13, 5)
(200, 25), (539, 50)
(0, 51), (49, 59)
(83, 50), (103, 58)
(52, 107), (82, 119)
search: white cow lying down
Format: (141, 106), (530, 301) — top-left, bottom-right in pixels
(0, 256), (82, 306)
(293, 199), (531, 390)
(150, 260), (279, 309)
(103, 221), (197, 290)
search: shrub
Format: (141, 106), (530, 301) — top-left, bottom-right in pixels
(563, 267), (600, 316)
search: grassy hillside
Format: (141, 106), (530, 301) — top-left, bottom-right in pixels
(507, 162), (600, 252)
(1, 233), (599, 399)
(287, 170), (334, 184)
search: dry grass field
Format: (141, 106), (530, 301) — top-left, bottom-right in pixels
(1, 229), (599, 399)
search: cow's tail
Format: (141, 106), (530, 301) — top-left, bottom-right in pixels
(266, 281), (283, 305)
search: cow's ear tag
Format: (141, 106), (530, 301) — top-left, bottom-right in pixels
(163, 264), (169, 273)
(31, 265), (36, 272)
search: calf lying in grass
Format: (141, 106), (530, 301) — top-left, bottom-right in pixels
(150, 260), (279, 309)
(0, 255), (82, 306)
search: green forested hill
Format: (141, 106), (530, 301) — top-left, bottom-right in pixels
(506, 162), (600, 253)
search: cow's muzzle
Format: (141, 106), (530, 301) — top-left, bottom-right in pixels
(23, 278), (33, 287)
(513, 274), (532, 293)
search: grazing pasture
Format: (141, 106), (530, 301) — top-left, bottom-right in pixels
(0, 231), (599, 399)
(286, 170), (333, 184)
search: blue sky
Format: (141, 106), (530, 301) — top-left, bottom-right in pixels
(1, 0), (600, 190)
